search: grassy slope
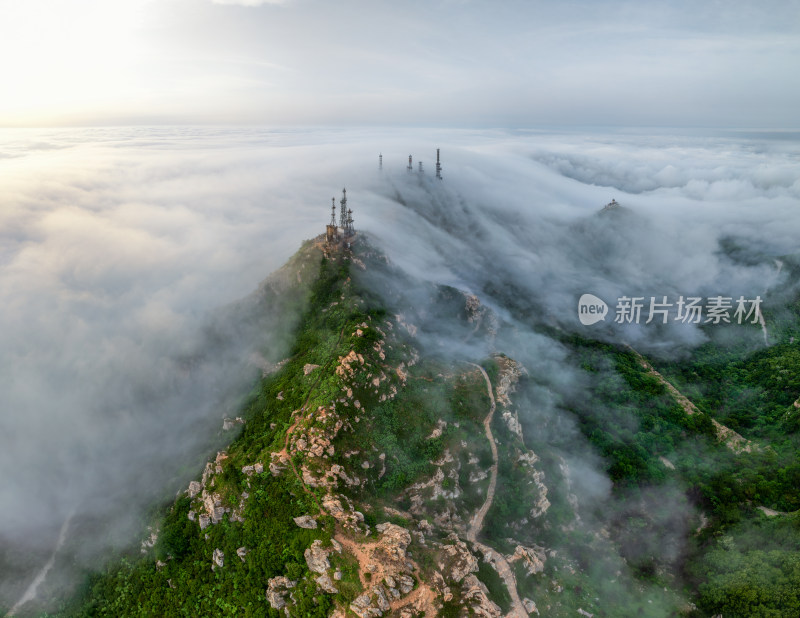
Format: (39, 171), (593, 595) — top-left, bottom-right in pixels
(35, 237), (800, 618)
(48, 240), (499, 617)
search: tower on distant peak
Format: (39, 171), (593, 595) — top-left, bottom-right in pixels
(346, 208), (354, 235)
(326, 197), (338, 243)
(418, 161), (423, 173)
(339, 188), (348, 229)
(379, 153), (383, 170)
(407, 155), (413, 172)
(435, 148), (442, 180)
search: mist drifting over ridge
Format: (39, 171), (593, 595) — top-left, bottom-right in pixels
(1, 126), (799, 608)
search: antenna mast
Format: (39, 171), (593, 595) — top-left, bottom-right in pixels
(435, 148), (442, 180)
(330, 197), (336, 227)
(407, 155), (412, 172)
(339, 188), (348, 229)
(379, 153), (383, 170)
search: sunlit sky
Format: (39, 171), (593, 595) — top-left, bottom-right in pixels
(0, 0), (798, 128)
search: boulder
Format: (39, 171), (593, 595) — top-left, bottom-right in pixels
(461, 574), (502, 617)
(187, 481), (202, 498)
(266, 576), (297, 610)
(304, 539), (331, 574)
(438, 538), (479, 583)
(511, 545), (546, 575)
(397, 574), (415, 595)
(315, 573), (338, 594)
(350, 585), (392, 618)
(375, 523), (412, 563)
(293, 515), (318, 529)
(212, 548), (224, 569)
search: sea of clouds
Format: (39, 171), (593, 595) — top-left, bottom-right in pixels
(1, 125), (798, 608)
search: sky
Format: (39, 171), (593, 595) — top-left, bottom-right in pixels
(0, 0), (798, 128)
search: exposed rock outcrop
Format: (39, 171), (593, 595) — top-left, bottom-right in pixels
(461, 574), (502, 617)
(304, 539), (331, 574)
(315, 573), (338, 594)
(437, 537), (479, 583)
(293, 515), (318, 529)
(509, 544), (546, 575)
(266, 576), (297, 610)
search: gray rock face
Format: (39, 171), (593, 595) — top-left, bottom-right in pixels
(240, 462), (265, 476)
(350, 585), (391, 618)
(315, 573), (338, 594)
(374, 523), (412, 564)
(510, 544), (546, 575)
(187, 481), (202, 498)
(523, 597), (538, 614)
(212, 548), (224, 569)
(350, 592), (381, 618)
(397, 574), (415, 595)
(293, 515), (318, 529)
(266, 576), (297, 610)
(461, 574), (502, 617)
(304, 539), (331, 574)
(222, 417), (245, 431)
(438, 538), (479, 583)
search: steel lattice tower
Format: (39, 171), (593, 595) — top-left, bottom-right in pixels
(339, 188), (348, 229)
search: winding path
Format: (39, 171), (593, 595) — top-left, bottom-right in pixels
(466, 363), (528, 618)
(466, 363), (498, 543)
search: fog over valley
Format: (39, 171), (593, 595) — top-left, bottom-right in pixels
(1, 126), (799, 612)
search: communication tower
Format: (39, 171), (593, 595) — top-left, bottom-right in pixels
(339, 188), (348, 229)
(326, 197), (338, 243)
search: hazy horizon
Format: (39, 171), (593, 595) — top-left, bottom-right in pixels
(1, 0), (798, 128)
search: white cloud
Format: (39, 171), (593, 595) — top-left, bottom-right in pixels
(1, 126), (799, 608)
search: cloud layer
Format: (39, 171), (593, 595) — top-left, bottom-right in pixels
(1, 126), (798, 608)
